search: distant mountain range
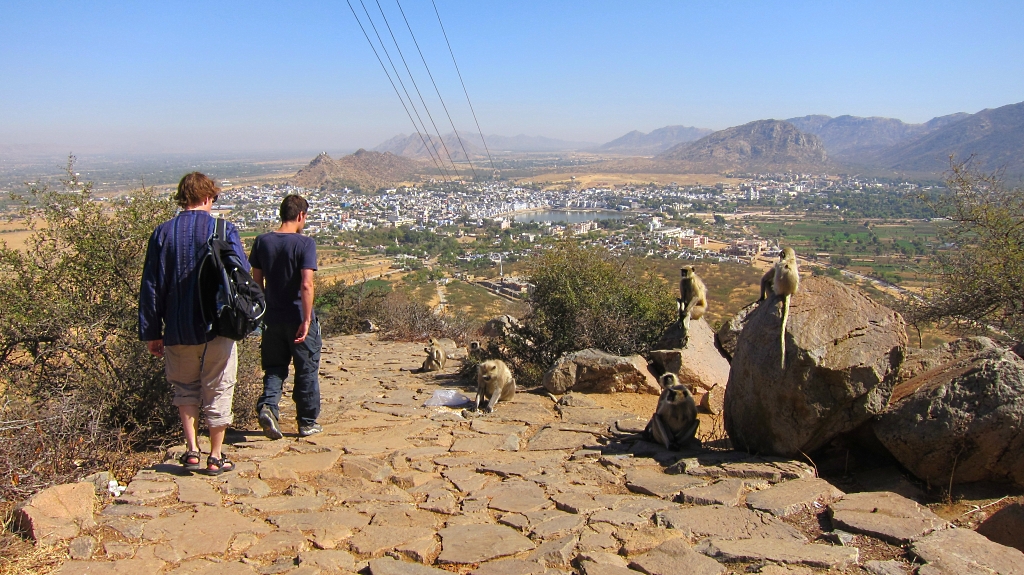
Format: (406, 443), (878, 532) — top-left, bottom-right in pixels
(598, 125), (714, 155)
(365, 100), (1024, 176)
(373, 132), (596, 159)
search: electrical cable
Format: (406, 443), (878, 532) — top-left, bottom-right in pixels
(356, 0), (452, 180)
(345, 0), (449, 181)
(431, 0), (496, 173)
(372, 0), (461, 179)
(394, 0), (477, 180)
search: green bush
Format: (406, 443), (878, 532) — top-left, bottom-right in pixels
(502, 240), (676, 385)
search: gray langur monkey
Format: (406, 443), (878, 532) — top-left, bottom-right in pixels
(677, 266), (708, 347)
(421, 338), (447, 372)
(475, 359), (516, 413)
(758, 247), (800, 368)
(642, 372), (699, 450)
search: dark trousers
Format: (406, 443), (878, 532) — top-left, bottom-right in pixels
(256, 317), (321, 427)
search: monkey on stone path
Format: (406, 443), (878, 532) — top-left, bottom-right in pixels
(421, 338), (446, 372)
(678, 266), (708, 347)
(643, 372), (699, 451)
(758, 247), (800, 368)
(475, 359), (516, 413)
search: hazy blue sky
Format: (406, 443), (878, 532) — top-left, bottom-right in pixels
(2, 1), (1022, 157)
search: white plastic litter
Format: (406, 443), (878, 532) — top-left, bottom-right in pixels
(424, 389), (472, 407)
(107, 479), (126, 496)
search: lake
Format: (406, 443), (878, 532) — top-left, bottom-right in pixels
(513, 209), (628, 224)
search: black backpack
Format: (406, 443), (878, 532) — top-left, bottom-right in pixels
(199, 218), (266, 340)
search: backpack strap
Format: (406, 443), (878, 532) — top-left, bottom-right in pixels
(215, 217), (226, 240)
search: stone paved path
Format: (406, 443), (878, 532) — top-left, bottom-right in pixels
(44, 334), (1024, 575)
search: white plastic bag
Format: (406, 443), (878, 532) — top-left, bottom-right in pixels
(424, 389), (472, 407)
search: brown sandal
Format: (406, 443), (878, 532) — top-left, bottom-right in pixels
(205, 455), (235, 476)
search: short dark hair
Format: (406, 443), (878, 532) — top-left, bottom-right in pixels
(280, 194), (309, 222)
(175, 172), (219, 208)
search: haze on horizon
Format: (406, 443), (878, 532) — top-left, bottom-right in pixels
(2, 1), (1023, 159)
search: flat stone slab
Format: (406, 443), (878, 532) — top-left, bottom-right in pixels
(482, 481), (550, 513)
(437, 524), (537, 564)
(450, 435), (506, 453)
(471, 420), (529, 436)
(625, 469), (703, 500)
(443, 467), (492, 492)
(165, 558), (258, 575)
(551, 492), (608, 515)
(142, 507), (272, 558)
(117, 479), (177, 505)
(527, 427), (594, 451)
(174, 477), (221, 506)
(298, 549), (356, 572)
(369, 556), (451, 575)
(829, 491), (947, 544)
(655, 506), (806, 542)
(244, 529), (307, 559)
(15, 482), (97, 544)
(470, 558), (553, 575)
(911, 527), (1024, 575)
(744, 477), (844, 517)
(530, 513), (586, 540)
(679, 479), (746, 506)
(220, 476), (272, 497)
(270, 510), (369, 549)
(348, 526), (435, 557)
(701, 538), (858, 569)
(589, 509), (650, 528)
(628, 538), (725, 575)
(259, 450), (341, 480)
(240, 495), (326, 513)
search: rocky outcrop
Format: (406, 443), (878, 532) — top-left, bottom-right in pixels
(724, 276), (906, 457)
(650, 317), (730, 404)
(543, 349), (660, 395)
(14, 482), (97, 544)
(874, 338), (1024, 487)
(481, 315), (522, 338)
(715, 302), (758, 362)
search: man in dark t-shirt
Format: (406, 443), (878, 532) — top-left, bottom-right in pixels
(249, 195), (322, 438)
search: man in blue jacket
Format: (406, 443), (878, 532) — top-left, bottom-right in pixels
(139, 172), (247, 475)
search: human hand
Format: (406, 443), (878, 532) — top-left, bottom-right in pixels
(147, 339), (164, 357)
(294, 321), (310, 343)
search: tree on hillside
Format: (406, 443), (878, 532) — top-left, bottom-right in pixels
(902, 159), (1024, 342)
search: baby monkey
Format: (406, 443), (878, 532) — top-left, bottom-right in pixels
(421, 338), (447, 372)
(678, 266), (708, 347)
(475, 359), (516, 413)
(643, 372), (699, 451)
(759, 247), (800, 368)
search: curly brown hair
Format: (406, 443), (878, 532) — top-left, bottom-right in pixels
(175, 172), (220, 208)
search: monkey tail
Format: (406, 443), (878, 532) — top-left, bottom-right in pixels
(780, 294), (790, 369)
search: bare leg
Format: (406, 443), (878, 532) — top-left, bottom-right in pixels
(208, 425), (226, 460)
(178, 405), (201, 453)
(486, 390), (501, 413)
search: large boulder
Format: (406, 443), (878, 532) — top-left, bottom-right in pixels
(715, 302), (758, 362)
(481, 315), (521, 338)
(650, 317), (730, 395)
(724, 276), (906, 457)
(14, 482), (97, 544)
(873, 337), (1024, 487)
(543, 349), (660, 395)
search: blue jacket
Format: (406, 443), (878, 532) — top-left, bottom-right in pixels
(138, 210), (249, 346)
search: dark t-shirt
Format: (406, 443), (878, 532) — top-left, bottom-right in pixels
(249, 232), (318, 325)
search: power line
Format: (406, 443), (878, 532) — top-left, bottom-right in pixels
(372, 0), (461, 180)
(394, 0), (477, 180)
(344, 0), (449, 181)
(431, 0), (496, 173)
(357, 0), (453, 181)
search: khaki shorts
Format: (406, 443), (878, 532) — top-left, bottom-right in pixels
(164, 337), (237, 428)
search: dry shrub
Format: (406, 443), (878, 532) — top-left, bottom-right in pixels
(371, 291), (477, 344)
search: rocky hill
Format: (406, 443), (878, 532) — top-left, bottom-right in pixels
(598, 125), (714, 155)
(786, 112), (972, 165)
(291, 150), (421, 192)
(877, 101), (1024, 175)
(655, 120), (829, 172)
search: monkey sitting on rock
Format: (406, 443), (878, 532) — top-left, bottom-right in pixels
(642, 372), (700, 451)
(475, 359), (516, 413)
(420, 338), (447, 372)
(759, 247), (800, 368)
(677, 266), (707, 347)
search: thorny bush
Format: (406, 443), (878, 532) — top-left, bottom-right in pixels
(0, 159), (260, 503)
